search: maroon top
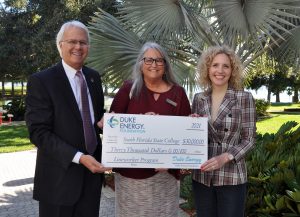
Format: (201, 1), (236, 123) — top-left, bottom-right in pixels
(109, 80), (191, 179)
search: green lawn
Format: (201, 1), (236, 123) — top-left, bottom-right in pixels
(0, 86), (26, 96)
(267, 103), (300, 112)
(0, 125), (33, 153)
(256, 114), (300, 134)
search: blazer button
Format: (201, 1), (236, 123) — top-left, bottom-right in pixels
(224, 128), (228, 132)
(228, 114), (232, 117)
(218, 142), (221, 145)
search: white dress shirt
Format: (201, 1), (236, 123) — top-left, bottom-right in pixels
(62, 60), (95, 163)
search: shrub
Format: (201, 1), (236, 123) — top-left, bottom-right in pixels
(180, 170), (196, 216)
(255, 99), (270, 118)
(246, 121), (300, 217)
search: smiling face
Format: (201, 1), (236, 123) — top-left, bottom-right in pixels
(208, 53), (232, 89)
(141, 48), (165, 83)
(59, 26), (89, 70)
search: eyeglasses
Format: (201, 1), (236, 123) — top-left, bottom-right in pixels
(142, 57), (165, 66)
(60, 40), (89, 47)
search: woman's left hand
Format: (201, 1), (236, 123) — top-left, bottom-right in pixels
(155, 168), (168, 172)
(145, 112), (158, 115)
(200, 153), (231, 171)
(97, 117), (104, 129)
(97, 111), (115, 129)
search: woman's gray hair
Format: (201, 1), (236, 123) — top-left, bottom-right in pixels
(56, 20), (90, 57)
(130, 42), (177, 98)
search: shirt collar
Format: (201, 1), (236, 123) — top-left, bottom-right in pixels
(62, 60), (82, 79)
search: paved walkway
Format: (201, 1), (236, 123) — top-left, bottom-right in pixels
(0, 150), (189, 217)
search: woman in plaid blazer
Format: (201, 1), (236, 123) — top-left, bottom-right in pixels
(191, 45), (256, 217)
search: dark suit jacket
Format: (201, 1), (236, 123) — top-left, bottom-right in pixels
(25, 61), (105, 206)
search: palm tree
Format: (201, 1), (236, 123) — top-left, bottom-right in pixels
(87, 0), (300, 93)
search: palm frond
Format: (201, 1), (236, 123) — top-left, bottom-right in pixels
(87, 8), (142, 87)
(87, 0), (300, 90)
(274, 26), (300, 64)
(211, 0), (300, 47)
(118, 0), (187, 42)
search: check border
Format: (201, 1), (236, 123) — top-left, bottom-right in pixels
(102, 113), (208, 169)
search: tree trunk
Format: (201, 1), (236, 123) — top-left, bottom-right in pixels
(275, 91), (280, 102)
(267, 89), (271, 102)
(1, 81), (5, 98)
(11, 81), (15, 97)
(104, 85), (108, 95)
(21, 82), (24, 96)
(292, 88), (299, 103)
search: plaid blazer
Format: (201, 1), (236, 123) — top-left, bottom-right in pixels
(192, 88), (256, 186)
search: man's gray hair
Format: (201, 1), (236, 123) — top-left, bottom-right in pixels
(56, 20), (90, 57)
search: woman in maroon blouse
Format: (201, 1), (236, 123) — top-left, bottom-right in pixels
(109, 42), (191, 217)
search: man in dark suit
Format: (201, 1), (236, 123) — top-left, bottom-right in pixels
(25, 20), (110, 217)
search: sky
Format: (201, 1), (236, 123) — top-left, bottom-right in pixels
(248, 86), (291, 103)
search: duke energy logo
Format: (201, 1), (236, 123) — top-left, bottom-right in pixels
(119, 116), (145, 133)
(107, 116), (119, 128)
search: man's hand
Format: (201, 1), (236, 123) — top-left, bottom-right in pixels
(79, 154), (112, 173)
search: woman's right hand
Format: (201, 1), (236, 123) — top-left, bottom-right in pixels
(200, 153), (231, 171)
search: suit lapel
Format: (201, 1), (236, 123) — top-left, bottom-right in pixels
(82, 68), (98, 120)
(198, 94), (219, 138)
(201, 94), (213, 125)
(213, 89), (236, 129)
(54, 63), (82, 122)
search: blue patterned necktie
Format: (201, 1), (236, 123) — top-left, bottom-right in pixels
(76, 71), (97, 154)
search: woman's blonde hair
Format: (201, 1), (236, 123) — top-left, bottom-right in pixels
(197, 45), (243, 92)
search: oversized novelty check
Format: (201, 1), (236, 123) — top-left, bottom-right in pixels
(102, 113), (208, 169)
